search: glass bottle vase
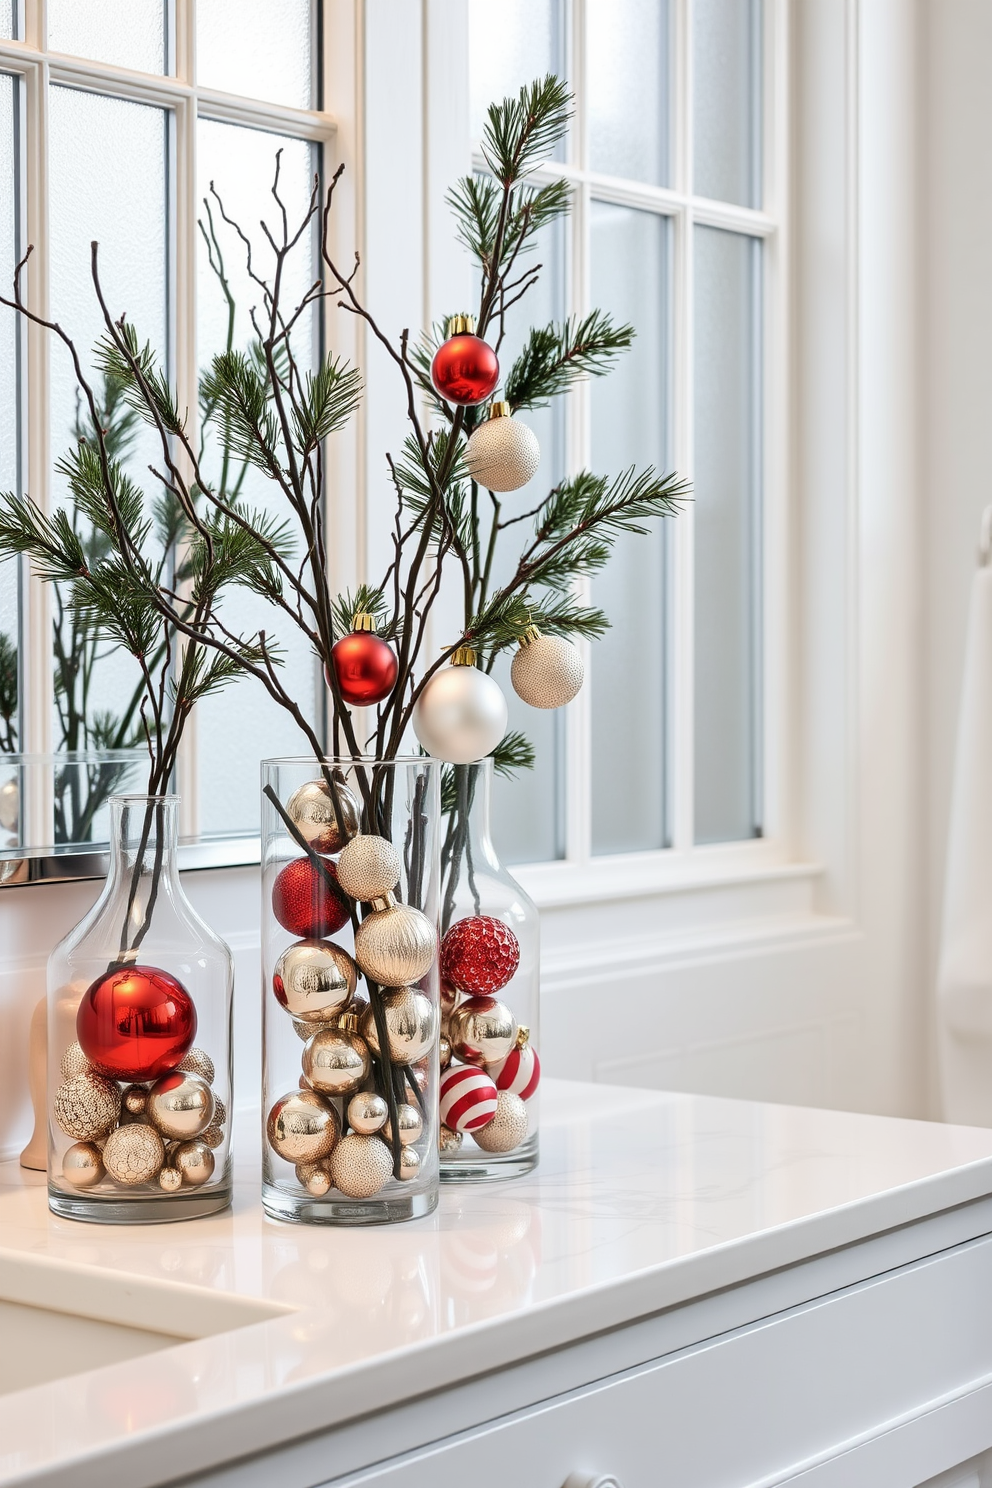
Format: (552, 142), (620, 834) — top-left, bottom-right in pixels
(439, 758), (540, 1181)
(261, 756), (441, 1225)
(48, 795), (234, 1223)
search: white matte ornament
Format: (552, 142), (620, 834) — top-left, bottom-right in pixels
(464, 406), (540, 493)
(413, 655), (508, 764)
(510, 629), (585, 709)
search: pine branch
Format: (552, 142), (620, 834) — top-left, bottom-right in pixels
(505, 311), (635, 410)
(480, 75), (572, 186)
(0, 628), (16, 751)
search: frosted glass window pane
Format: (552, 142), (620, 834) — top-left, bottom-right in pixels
(0, 4), (13, 40)
(0, 74), (17, 751)
(196, 121), (318, 837)
(693, 226), (761, 843)
(590, 204), (669, 855)
(48, 88), (168, 757)
(469, 0), (567, 146)
(48, 1), (167, 75)
(197, 0), (312, 108)
(693, 0), (761, 206)
(486, 215), (567, 866)
(588, 0), (669, 185)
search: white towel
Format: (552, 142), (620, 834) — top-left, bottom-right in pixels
(937, 562), (992, 1124)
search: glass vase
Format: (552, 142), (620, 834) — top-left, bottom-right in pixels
(47, 796), (233, 1223)
(261, 756), (441, 1225)
(438, 758), (540, 1181)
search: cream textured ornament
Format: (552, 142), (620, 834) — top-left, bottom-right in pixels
(62, 1141), (104, 1188)
(471, 1090), (528, 1152)
(360, 988), (437, 1065)
(302, 1024), (370, 1097)
(103, 1123), (165, 1186)
(60, 1040), (91, 1081)
(353, 899), (437, 986)
(267, 1088), (341, 1164)
(146, 1071), (215, 1141)
(285, 774), (360, 853)
(54, 1071), (121, 1142)
(330, 1133), (394, 1198)
(336, 834), (401, 902)
(273, 939), (357, 1023)
(510, 627), (584, 709)
(347, 1090), (389, 1135)
(464, 402), (541, 492)
(412, 649), (508, 764)
(174, 1140), (215, 1187)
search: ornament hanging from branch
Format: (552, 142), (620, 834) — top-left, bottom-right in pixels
(510, 626), (585, 709)
(329, 613), (398, 706)
(430, 314), (500, 406)
(412, 648), (508, 764)
(464, 402), (540, 492)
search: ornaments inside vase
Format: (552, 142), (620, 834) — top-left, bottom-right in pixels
(285, 774), (360, 854)
(329, 613), (398, 706)
(412, 648), (507, 764)
(510, 626), (584, 710)
(76, 964), (197, 1083)
(464, 402), (540, 492)
(272, 856), (351, 939)
(431, 314), (499, 406)
(440, 915), (520, 995)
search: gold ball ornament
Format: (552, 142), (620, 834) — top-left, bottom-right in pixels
(471, 1090), (528, 1152)
(336, 834), (401, 902)
(122, 1085), (148, 1118)
(448, 995), (517, 1068)
(353, 898), (437, 986)
(398, 1146), (421, 1182)
(439, 1124), (463, 1154)
(159, 1165), (183, 1192)
(302, 1025), (370, 1097)
(103, 1123), (165, 1185)
(383, 1101), (424, 1146)
(295, 1159), (332, 1195)
(285, 774), (360, 854)
(274, 938), (357, 1023)
(439, 1034), (452, 1070)
(360, 988), (437, 1066)
(174, 1140), (215, 1187)
(54, 1071), (122, 1142)
(267, 1088), (340, 1164)
(60, 1040), (92, 1081)
(177, 1047), (215, 1084)
(147, 1071), (215, 1141)
(464, 402), (540, 492)
(347, 1089), (388, 1135)
(510, 626), (585, 710)
(200, 1122), (225, 1150)
(329, 1133), (393, 1199)
(62, 1141), (104, 1188)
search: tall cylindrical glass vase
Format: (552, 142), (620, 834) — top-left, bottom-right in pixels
(261, 756), (441, 1225)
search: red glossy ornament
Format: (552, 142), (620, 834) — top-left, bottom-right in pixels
(330, 629), (398, 706)
(431, 316), (500, 407)
(76, 964), (197, 1083)
(272, 856), (351, 939)
(440, 915), (520, 996)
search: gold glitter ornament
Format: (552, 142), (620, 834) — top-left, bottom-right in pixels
(464, 402), (541, 492)
(122, 1085), (148, 1118)
(472, 1090), (528, 1152)
(302, 1025), (370, 1097)
(295, 1158), (332, 1194)
(274, 939), (357, 1023)
(174, 1140), (215, 1187)
(177, 1047), (215, 1084)
(439, 1034), (452, 1070)
(62, 1141), (104, 1187)
(200, 1122), (224, 1150)
(329, 1133), (393, 1199)
(336, 834), (401, 902)
(267, 1088), (340, 1164)
(54, 1071), (122, 1142)
(159, 1166), (183, 1192)
(60, 1040), (91, 1081)
(353, 897), (436, 986)
(360, 988), (437, 1066)
(448, 995), (517, 1067)
(147, 1071), (215, 1141)
(285, 774), (360, 854)
(510, 626), (584, 709)
(103, 1123), (165, 1185)
(382, 1101), (424, 1147)
(347, 1090), (389, 1135)
(439, 1124), (463, 1153)
(398, 1146), (421, 1181)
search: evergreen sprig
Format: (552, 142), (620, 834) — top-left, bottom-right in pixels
(505, 311), (635, 410)
(0, 629), (16, 752)
(480, 75), (572, 186)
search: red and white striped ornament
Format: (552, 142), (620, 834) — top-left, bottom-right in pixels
(492, 1040), (541, 1102)
(439, 1065), (498, 1132)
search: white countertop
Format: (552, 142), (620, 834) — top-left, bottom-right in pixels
(3, 1079), (992, 1486)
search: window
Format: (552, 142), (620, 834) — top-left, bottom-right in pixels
(0, 0), (327, 844)
(470, 0), (773, 868)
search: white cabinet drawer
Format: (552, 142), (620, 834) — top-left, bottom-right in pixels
(325, 1233), (992, 1488)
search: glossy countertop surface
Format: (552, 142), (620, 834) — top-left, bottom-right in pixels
(3, 1079), (992, 1486)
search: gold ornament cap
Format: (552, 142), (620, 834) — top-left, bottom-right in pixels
(518, 625), (541, 648)
(445, 313), (476, 337)
(352, 611), (377, 633)
(516, 1024), (531, 1049)
(452, 645), (477, 667)
(488, 400), (511, 420)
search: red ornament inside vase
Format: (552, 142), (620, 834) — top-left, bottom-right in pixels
(329, 615), (398, 706)
(440, 915), (520, 996)
(272, 856), (351, 939)
(430, 315), (499, 406)
(76, 964), (196, 1082)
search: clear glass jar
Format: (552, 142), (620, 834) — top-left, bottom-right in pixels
(261, 756), (441, 1225)
(439, 758), (540, 1181)
(48, 796), (233, 1223)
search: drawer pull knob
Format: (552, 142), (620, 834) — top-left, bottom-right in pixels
(562, 1476), (623, 1488)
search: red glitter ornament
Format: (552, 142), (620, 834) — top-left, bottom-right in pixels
(272, 856), (351, 939)
(76, 964), (196, 1083)
(329, 619), (398, 706)
(431, 316), (499, 406)
(440, 915), (520, 995)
